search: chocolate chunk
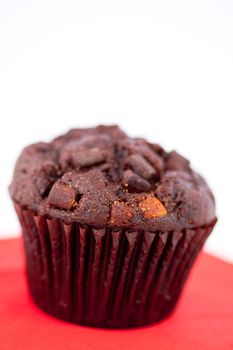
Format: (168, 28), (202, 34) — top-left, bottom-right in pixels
(126, 154), (156, 180)
(72, 148), (105, 168)
(144, 152), (164, 174)
(47, 181), (77, 209)
(122, 170), (151, 192)
(166, 151), (190, 171)
(120, 139), (164, 174)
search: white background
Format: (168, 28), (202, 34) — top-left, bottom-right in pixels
(0, 1), (232, 262)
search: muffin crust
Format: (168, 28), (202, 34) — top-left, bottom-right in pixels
(10, 125), (216, 231)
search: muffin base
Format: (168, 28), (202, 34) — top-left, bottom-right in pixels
(15, 204), (216, 328)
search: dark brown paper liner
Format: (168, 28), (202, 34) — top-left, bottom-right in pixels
(14, 203), (216, 328)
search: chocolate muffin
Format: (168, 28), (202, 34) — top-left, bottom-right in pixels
(9, 125), (216, 328)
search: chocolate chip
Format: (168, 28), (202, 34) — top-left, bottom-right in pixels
(72, 148), (105, 168)
(126, 154), (156, 180)
(144, 152), (164, 173)
(165, 151), (190, 171)
(120, 139), (164, 174)
(122, 170), (151, 193)
(47, 181), (77, 209)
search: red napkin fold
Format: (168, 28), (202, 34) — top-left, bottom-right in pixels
(0, 238), (232, 350)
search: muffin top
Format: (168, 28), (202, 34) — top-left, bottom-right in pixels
(10, 125), (216, 231)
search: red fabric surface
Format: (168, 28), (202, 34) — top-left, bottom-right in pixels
(0, 238), (232, 350)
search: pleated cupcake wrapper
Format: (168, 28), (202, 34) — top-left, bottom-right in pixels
(14, 203), (215, 328)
